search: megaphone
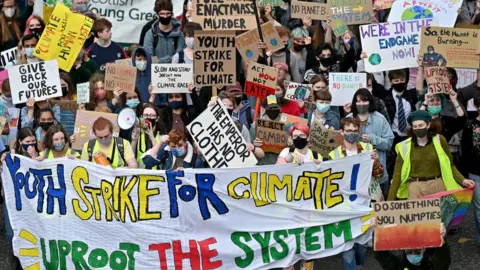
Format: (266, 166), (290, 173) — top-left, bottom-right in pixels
(117, 108), (137, 130)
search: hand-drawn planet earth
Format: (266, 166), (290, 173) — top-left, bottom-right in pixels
(246, 50), (254, 58)
(401, 6), (434, 20)
(369, 53), (382, 66)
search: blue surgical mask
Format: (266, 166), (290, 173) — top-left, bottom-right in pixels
(316, 104), (330, 113)
(98, 136), (112, 146)
(126, 99), (140, 108)
(53, 141), (66, 152)
(344, 133), (359, 144)
(171, 146), (186, 157)
(136, 61), (146, 71)
(24, 48), (34, 58)
(406, 254), (423, 265)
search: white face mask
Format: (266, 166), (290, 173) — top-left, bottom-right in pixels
(185, 38), (194, 49)
(136, 61), (147, 71)
(4, 8), (15, 18)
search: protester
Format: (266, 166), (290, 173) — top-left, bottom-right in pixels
(23, 14), (43, 36)
(290, 27), (309, 76)
(388, 110), (474, 200)
(310, 74), (329, 92)
(364, 72), (391, 124)
(276, 123), (322, 164)
(87, 72), (123, 112)
(309, 89), (340, 129)
(86, 18), (128, 69)
(276, 80), (306, 117)
(227, 82), (254, 129)
(18, 33), (38, 64)
(21, 98), (60, 130)
(80, 117), (137, 168)
(132, 47), (153, 103)
(172, 22), (201, 64)
(144, 0), (185, 63)
(40, 124), (79, 159)
(68, 49), (98, 85)
(0, 0), (34, 52)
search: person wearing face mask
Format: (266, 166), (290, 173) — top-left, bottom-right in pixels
(19, 33), (40, 64)
(71, 0), (89, 13)
(0, 79), (14, 109)
(132, 47), (153, 103)
(348, 89), (394, 199)
(357, 72), (391, 124)
(172, 22), (201, 64)
(52, 73), (77, 136)
(86, 18), (128, 69)
(87, 72), (123, 113)
(40, 124), (79, 159)
(69, 49), (99, 85)
(21, 98), (61, 130)
(142, 129), (204, 170)
(228, 82), (254, 129)
(329, 118), (384, 270)
(81, 117), (138, 168)
(309, 90), (340, 129)
(23, 15), (44, 37)
(291, 27), (309, 76)
(0, 0), (34, 52)
(276, 123), (322, 165)
(33, 108), (55, 151)
(144, 0), (185, 63)
(304, 40), (354, 83)
(275, 80), (307, 116)
(258, 26), (302, 83)
(388, 110), (474, 201)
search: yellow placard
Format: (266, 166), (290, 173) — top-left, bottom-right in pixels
(43, 6), (54, 25)
(34, 4), (93, 72)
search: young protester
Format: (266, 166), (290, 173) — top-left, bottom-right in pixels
(33, 108), (55, 151)
(86, 18), (128, 70)
(18, 33), (39, 64)
(40, 124), (79, 159)
(310, 74), (329, 92)
(132, 47), (153, 103)
(23, 15), (44, 36)
(144, 0), (185, 63)
(227, 82), (254, 129)
(131, 103), (167, 168)
(276, 123), (322, 165)
(364, 72), (391, 124)
(80, 117), (138, 168)
(52, 73), (77, 136)
(348, 88), (394, 197)
(388, 110), (474, 200)
(0, 0), (34, 52)
(275, 80), (306, 117)
(172, 22), (201, 64)
(309, 89), (340, 129)
(142, 129), (204, 170)
(21, 98), (60, 130)
(273, 62), (291, 86)
(68, 49), (99, 85)
(290, 27), (309, 76)
(329, 117), (384, 270)
(86, 72), (124, 113)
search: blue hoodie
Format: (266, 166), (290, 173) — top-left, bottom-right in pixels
(132, 47), (153, 104)
(232, 100), (254, 129)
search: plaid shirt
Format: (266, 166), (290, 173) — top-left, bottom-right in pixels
(341, 143), (384, 179)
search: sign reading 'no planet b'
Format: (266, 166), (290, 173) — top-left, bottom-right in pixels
(7, 60), (62, 104)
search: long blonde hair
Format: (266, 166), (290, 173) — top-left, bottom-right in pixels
(0, 3), (22, 44)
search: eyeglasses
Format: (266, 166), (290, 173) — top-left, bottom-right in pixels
(292, 134), (307, 139)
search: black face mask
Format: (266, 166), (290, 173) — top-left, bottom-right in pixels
(227, 109), (234, 116)
(265, 109), (280, 120)
(278, 45), (288, 53)
(61, 86), (68, 96)
(159, 16), (172, 25)
(293, 44), (305, 51)
(392, 83), (406, 92)
(235, 96), (242, 105)
(293, 137), (308, 149)
(39, 121), (54, 131)
(319, 57), (334, 67)
(30, 28), (43, 37)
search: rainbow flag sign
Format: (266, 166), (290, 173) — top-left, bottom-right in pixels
(424, 188), (474, 230)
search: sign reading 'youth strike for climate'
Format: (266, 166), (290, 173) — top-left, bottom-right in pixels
(360, 18), (436, 73)
(4, 153), (374, 269)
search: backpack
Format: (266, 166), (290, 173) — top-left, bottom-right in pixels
(270, 49), (292, 79)
(289, 146), (319, 160)
(88, 137), (125, 165)
(153, 32), (180, 57)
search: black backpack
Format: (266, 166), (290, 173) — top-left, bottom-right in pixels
(153, 32), (180, 57)
(87, 137), (125, 164)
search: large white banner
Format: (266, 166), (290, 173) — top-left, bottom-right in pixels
(360, 18), (437, 73)
(87, 0), (184, 44)
(388, 0), (462, 27)
(3, 153), (374, 269)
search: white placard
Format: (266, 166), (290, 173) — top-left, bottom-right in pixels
(329, 73), (367, 106)
(152, 64), (193, 93)
(76, 82), (90, 104)
(7, 60), (62, 104)
(388, 0), (461, 27)
(1, 47), (17, 67)
(360, 18), (437, 73)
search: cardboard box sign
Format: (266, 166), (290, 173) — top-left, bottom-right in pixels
(424, 67), (452, 94)
(256, 119), (288, 154)
(244, 62), (278, 98)
(104, 64), (137, 92)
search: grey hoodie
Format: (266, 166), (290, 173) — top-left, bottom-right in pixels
(144, 18), (185, 63)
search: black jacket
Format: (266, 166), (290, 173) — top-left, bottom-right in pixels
(139, 19), (157, 46)
(380, 89), (418, 126)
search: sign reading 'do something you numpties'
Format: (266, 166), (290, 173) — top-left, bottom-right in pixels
(7, 60), (62, 105)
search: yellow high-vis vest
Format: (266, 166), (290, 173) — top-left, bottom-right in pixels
(328, 142), (373, 160)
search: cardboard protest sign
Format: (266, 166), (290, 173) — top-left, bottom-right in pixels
(291, 1), (330, 20)
(34, 4), (94, 72)
(7, 60), (62, 105)
(245, 62), (278, 98)
(285, 82), (315, 111)
(420, 27), (480, 69)
(257, 0), (283, 7)
(329, 73), (367, 106)
(104, 63), (137, 92)
(329, 0), (373, 25)
(374, 199), (442, 250)
(360, 18), (437, 73)
(194, 30), (236, 87)
(281, 113), (308, 134)
(236, 21), (283, 61)
(388, 0), (462, 27)
(374, 0), (394, 9)
(330, 17), (349, 37)
(3, 153), (375, 269)
(72, 110), (119, 150)
(309, 120), (343, 157)
(152, 64), (193, 93)
(1, 47), (16, 67)
(192, 0), (256, 30)
(187, 99), (257, 168)
(256, 119), (288, 154)
(455, 68), (478, 111)
(76, 82), (90, 104)
(424, 67), (452, 94)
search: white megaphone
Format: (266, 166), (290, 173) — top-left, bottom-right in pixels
(117, 108), (137, 130)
